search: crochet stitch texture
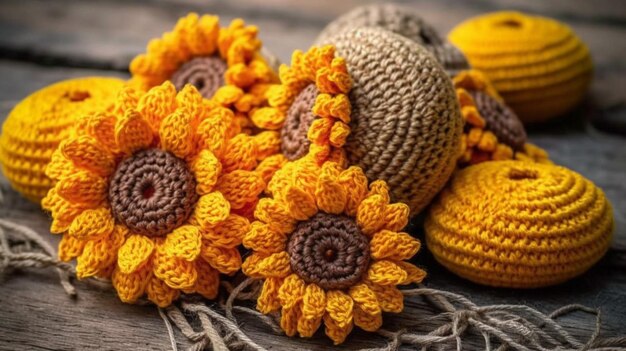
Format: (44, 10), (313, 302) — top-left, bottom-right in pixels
(449, 11), (593, 122)
(0, 77), (125, 202)
(425, 161), (614, 288)
(242, 158), (425, 344)
(42, 81), (270, 307)
(315, 4), (470, 77)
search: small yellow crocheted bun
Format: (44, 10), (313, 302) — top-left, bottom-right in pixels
(242, 158), (425, 344)
(42, 81), (270, 307)
(425, 161), (613, 288)
(449, 12), (593, 123)
(130, 13), (277, 134)
(0, 77), (125, 202)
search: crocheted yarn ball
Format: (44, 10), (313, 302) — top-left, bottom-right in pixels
(243, 158), (425, 344)
(42, 81), (270, 307)
(425, 161), (614, 288)
(130, 13), (277, 133)
(320, 27), (463, 215)
(315, 4), (470, 77)
(449, 11), (593, 123)
(0, 77), (125, 202)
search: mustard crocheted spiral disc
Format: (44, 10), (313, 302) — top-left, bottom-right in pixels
(449, 12), (593, 123)
(0, 77), (125, 202)
(315, 4), (470, 77)
(320, 27), (463, 215)
(425, 161), (614, 288)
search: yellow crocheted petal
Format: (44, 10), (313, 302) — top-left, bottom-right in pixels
(308, 143), (331, 165)
(325, 290), (354, 330)
(162, 225), (202, 261)
(181, 13), (219, 56)
(254, 251), (291, 278)
(192, 149), (222, 195)
(193, 191), (231, 230)
(356, 194), (387, 236)
(153, 251), (198, 290)
(368, 180), (391, 203)
(370, 230), (420, 261)
(115, 110), (154, 155)
(137, 81), (177, 132)
(367, 260), (408, 286)
(467, 127), (483, 147)
(329, 121), (350, 148)
(46, 149), (75, 181)
(117, 234), (155, 274)
(213, 85), (244, 106)
(298, 284), (326, 338)
(58, 235), (86, 262)
(312, 93), (351, 123)
(56, 171), (107, 206)
(461, 105), (486, 128)
(113, 85), (140, 115)
(383, 203), (410, 232)
(315, 176), (347, 215)
(82, 112), (119, 154)
(277, 273), (305, 309)
(366, 282), (404, 313)
(200, 244), (241, 274)
(241, 252), (265, 278)
(176, 84), (206, 117)
(348, 284), (381, 317)
(283, 185), (318, 221)
(280, 302), (302, 337)
(216, 170), (265, 209)
(76, 233), (122, 279)
(43, 190), (94, 234)
(68, 207), (114, 240)
(252, 131), (281, 160)
(456, 88), (475, 108)
(353, 305), (383, 332)
(323, 313), (353, 345)
(242, 221), (287, 254)
(112, 264), (151, 304)
(396, 261), (427, 285)
(256, 154), (288, 186)
(254, 198), (296, 235)
(196, 112), (231, 158)
(250, 107), (286, 130)
(146, 275), (180, 308)
(60, 136), (115, 177)
(202, 214), (250, 248)
(220, 134), (258, 173)
(257, 277), (283, 314)
(493, 144), (515, 161)
(478, 130), (498, 152)
(225, 63), (256, 88)
(193, 259), (220, 300)
(337, 166), (369, 217)
(159, 109), (195, 160)
(316, 60), (352, 95)
(307, 117), (333, 145)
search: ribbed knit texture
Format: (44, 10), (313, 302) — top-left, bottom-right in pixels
(320, 27), (463, 215)
(0, 77), (125, 202)
(449, 11), (593, 122)
(425, 161), (614, 288)
(315, 4), (470, 77)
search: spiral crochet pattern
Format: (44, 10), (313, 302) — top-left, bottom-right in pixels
(425, 161), (614, 288)
(0, 77), (125, 202)
(320, 27), (463, 215)
(315, 4), (470, 77)
(449, 11), (593, 122)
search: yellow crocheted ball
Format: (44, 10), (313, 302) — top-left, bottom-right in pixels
(449, 12), (593, 123)
(0, 77), (125, 202)
(425, 160), (613, 288)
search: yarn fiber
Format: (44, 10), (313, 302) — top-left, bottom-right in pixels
(315, 4), (470, 77)
(0, 77), (125, 202)
(425, 161), (614, 288)
(449, 11), (593, 122)
(321, 27), (463, 215)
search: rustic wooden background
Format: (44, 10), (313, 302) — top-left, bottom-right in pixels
(0, 0), (625, 350)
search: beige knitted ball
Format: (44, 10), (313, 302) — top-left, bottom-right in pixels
(315, 4), (470, 77)
(321, 27), (463, 215)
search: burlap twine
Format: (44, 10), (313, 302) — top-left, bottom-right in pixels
(317, 27), (463, 215)
(2, 215), (626, 351)
(314, 4), (470, 77)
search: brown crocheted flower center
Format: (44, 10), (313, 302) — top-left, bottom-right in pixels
(286, 212), (370, 290)
(170, 56), (227, 99)
(470, 90), (527, 150)
(108, 148), (198, 237)
(280, 84), (319, 161)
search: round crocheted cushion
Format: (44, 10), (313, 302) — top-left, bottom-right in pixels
(315, 4), (470, 77)
(320, 27), (463, 215)
(425, 161), (614, 288)
(0, 77), (125, 202)
(449, 11), (593, 122)
(469, 90), (526, 150)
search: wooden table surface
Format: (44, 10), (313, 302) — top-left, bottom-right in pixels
(0, 1), (625, 350)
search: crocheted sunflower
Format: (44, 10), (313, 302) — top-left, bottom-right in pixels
(242, 159), (425, 344)
(42, 81), (267, 307)
(454, 70), (550, 165)
(130, 13), (277, 134)
(251, 45), (352, 165)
